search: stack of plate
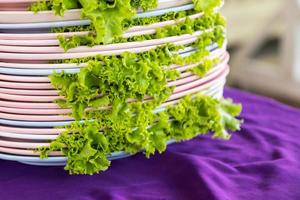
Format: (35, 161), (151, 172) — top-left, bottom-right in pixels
(0, 0), (229, 166)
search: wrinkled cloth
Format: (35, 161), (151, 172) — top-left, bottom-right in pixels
(0, 87), (299, 200)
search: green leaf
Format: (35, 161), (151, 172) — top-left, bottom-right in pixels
(193, 0), (222, 13)
(89, 96), (110, 108)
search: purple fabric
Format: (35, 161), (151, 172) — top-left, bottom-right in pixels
(0, 87), (300, 200)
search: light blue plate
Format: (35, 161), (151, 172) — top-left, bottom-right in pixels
(0, 4), (194, 30)
(0, 140), (176, 166)
(0, 44), (219, 76)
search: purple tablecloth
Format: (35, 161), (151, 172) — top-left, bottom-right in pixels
(1, 88), (300, 200)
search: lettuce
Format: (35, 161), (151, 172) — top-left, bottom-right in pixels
(50, 28), (225, 120)
(193, 0), (222, 13)
(58, 13), (225, 51)
(79, 0), (135, 44)
(40, 95), (242, 175)
(29, 0), (223, 46)
(28, 0), (243, 175)
(51, 9), (196, 34)
(29, 0), (156, 45)
(130, 0), (157, 11)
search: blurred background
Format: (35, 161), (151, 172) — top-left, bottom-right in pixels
(222, 0), (300, 106)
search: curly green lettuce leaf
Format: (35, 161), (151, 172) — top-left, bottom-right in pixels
(131, 0), (157, 11)
(193, 0), (222, 13)
(40, 94), (242, 175)
(28, 1), (52, 12)
(52, 0), (79, 16)
(78, 0), (135, 44)
(29, 0), (223, 47)
(58, 12), (225, 52)
(50, 29), (225, 120)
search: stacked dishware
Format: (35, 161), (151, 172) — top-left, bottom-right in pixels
(0, 0), (241, 174)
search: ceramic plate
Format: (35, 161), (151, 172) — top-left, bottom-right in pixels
(0, 30), (209, 53)
(0, 44), (221, 76)
(0, 78), (226, 123)
(0, 55), (229, 104)
(0, 53), (228, 92)
(2, 82), (224, 135)
(0, 60), (227, 111)
(0, 4), (194, 27)
(0, 140), (176, 166)
(0, 125), (64, 134)
(0, 68), (228, 127)
(0, 44), (217, 69)
(0, 12), (203, 41)
(0, 35), (203, 61)
(0, 81), (225, 142)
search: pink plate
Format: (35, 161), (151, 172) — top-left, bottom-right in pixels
(0, 67), (228, 122)
(0, 131), (58, 140)
(0, 106), (70, 115)
(0, 74), (205, 96)
(0, 74), (49, 82)
(0, 12), (203, 40)
(0, 88), (58, 96)
(0, 81), (225, 122)
(166, 66), (228, 101)
(0, 100), (60, 109)
(0, 3), (32, 11)
(0, 31), (204, 53)
(0, 0), (193, 22)
(0, 58), (227, 103)
(0, 67), (227, 115)
(0, 66), (223, 114)
(0, 146), (61, 156)
(0, 81), (53, 89)
(0, 112), (72, 121)
(0, 52), (228, 89)
(0, 43), (226, 69)
(0, 139), (49, 149)
(0, 36), (200, 61)
(0, 125), (64, 134)
(0, 81), (221, 121)
(0, 29), (156, 47)
(0, 63), (227, 111)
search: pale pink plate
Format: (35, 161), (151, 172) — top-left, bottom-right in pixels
(0, 125), (64, 134)
(0, 12), (203, 41)
(0, 138), (49, 149)
(0, 67), (227, 122)
(0, 0), (192, 22)
(0, 52), (228, 90)
(0, 146), (61, 156)
(0, 58), (227, 103)
(0, 35), (201, 61)
(0, 43), (226, 69)
(0, 31), (205, 53)
(0, 131), (58, 140)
